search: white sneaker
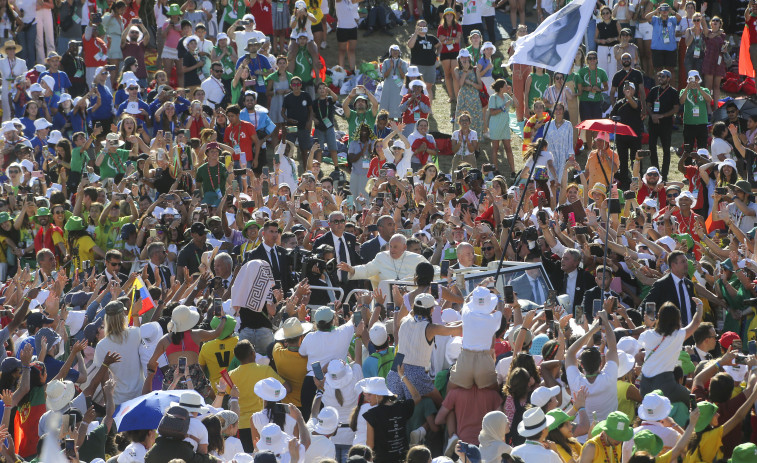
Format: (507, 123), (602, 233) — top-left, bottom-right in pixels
(320, 41), (328, 49)
(410, 426), (427, 445)
(445, 433), (459, 457)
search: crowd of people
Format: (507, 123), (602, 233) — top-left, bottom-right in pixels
(0, 0), (753, 462)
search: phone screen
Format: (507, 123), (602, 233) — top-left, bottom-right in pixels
(352, 310), (362, 325)
(390, 352), (405, 372)
(749, 340), (757, 356)
(65, 439), (76, 458)
(504, 285), (514, 304)
(213, 298), (223, 316)
(431, 283), (440, 299)
(574, 305), (584, 324)
(593, 299), (602, 316)
(545, 309), (554, 322)
(645, 302), (656, 321)
(440, 260), (450, 277)
(262, 166), (269, 177)
(312, 361), (324, 381)
(386, 302), (395, 312)
(178, 356), (187, 374)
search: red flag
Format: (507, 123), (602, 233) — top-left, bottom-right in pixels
(740, 25), (755, 78)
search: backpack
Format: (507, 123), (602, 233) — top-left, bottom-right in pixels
(370, 346), (396, 378)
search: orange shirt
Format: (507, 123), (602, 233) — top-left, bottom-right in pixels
(586, 148), (620, 189)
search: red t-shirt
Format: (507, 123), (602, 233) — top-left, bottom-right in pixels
(33, 224), (63, 257)
(368, 156), (384, 178)
(83, 35), (109, 68)
(437, 24), (462, 54)
(684, 164), (706, 210)
(748, 16), (757, 44)
(224, 120), (257, 162)
(188, 116), (207, 140)
(410, 135), (436, 166)
(400, 94), (431, 126)
(123, 1), (140, 23)
(250, 0), (274, 36)
(441, 387), (503, 445)
(635, 182), (665, 207)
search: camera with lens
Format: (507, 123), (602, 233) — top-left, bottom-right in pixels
(502, 215), (517, 228)
(287, 246), (312, 274)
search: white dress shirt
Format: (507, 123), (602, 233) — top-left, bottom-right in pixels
(201, 76), (226, 108)
(527, 274), (545, 304)
(565, 269), (578, 309)
(671, 273), (691, 322)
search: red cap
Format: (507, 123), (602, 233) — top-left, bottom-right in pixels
(720, 331), (741, 350)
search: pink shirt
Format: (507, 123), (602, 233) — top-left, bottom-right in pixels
(163, 23), (182, 48)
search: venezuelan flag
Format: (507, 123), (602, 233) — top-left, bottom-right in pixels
(132, 276), (155, 316)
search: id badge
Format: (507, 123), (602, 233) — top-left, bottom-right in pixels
(257, 76), (265, 86)
(693, 47), (701, 58)
(414, 111), (421, 122)
(653, 101), (660, 112)
(276, 2), (284, 11)
(216, 189), (223, 199)
(663, 30), (670, 43)
(692, 188), (699, 198)
(323, 118), (332, 129)
(234, 144), (242, 155)
(74, 69), (83, 78)
(446, 43), (454, 51)
(229, 10), (237, 18)
(362, 159), (370, 169)
(692, 106), (700, 117)
(588, 92), (595, 99)
(72, 13), (80, 22)
(224, 67), (232, 75)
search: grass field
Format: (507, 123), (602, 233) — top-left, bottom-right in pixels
(314, 9), (692, 183)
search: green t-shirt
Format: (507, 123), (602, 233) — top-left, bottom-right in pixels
(70, 146), (90, 174)
(196, 162), (228, 196)
(347, 110), (377, 141)
(98, 148), (130, 179)
(95, 216), (131, 250)
(680, 87), (711, 125)
(214, 45), (237, 81)
(78, 424), (108, 463)
(292, 49), (314, 84)
(528, 72), (551, 109)
(577, 66), (609, 102)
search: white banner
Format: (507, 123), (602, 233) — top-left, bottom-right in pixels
(507, 0), (596, 75)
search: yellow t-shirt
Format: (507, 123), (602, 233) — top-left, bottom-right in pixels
(307, 0), (323, 24)
(586, 434), (622, 463)
(228, 363), (284, 429)
(683, 426), (724, 463)
(272, 344), (307, 407)
(617, 380), (637, 422)
(71, 235), (96, 269)
(198, 336), (239, 394)
(554, 440), (583, 463)
(655, 450), (673, 463)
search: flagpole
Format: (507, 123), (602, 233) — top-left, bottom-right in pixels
(493, 83), (567, 285)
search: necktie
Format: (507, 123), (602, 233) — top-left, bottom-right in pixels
(678, 280), (689, 323)
(339, 237), (348, 282)
(223, 279), (229, 289)
(532, 279), (544, 305)
(270, 247), (280, 277)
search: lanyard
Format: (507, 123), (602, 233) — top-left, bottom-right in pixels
(106, 149), (126, 173)
(656, 85), (670, 103)
(207, 163), (221, 191)
(316, 98), (329, 121)
(230, 122), (244, 146)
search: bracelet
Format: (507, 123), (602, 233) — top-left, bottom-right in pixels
(21, 366), (29, 369)
(229, 398), (238, 403)
(23, 297), (31, 304)
(715, 361), (722, 370)
(577, 407), (585, 413)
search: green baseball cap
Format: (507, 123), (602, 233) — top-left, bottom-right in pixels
(695, 401), (718, 432)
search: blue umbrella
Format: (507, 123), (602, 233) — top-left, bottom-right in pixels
(113, 390), (193, 432)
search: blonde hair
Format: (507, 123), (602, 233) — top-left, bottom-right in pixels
(105, 310), (127, 343)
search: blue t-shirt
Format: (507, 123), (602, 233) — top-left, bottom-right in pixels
(20, 117), (35, 139)
(651, 16), (678, 51)
(478, 57), (493, 77)
(114, 88), (128, 109)
(39, 71), (72, 95)
(70, 110), (88, 135)
(236, 53), (271, 94)
(52, 111), (68, 132)
(89, 84), (114, 121)
(43, 356), (80, 383)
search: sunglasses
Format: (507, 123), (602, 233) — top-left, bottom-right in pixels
(693, 18), (701, 21)
(291, 82), (302, 86)
(667, 193), (679, 198)
(587, 56), (598, 60)
(555, 75), (564, 80)
(109, 261), (122, 267)
(482, 246), (493, 251)
(330, 219), (346, 224)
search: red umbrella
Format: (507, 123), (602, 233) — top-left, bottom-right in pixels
(575, 119), (638, 137)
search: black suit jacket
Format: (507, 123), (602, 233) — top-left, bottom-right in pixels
(639, 273), (697, 325)
(557, 269), (596, 312)
(99, 272), (128, 292)
(582, 287), (621, 324)
(360, 236), (383, 263)
(247, 243), (294, 295)
(313, 231), (362, 291)
(145, 263), (172, 289)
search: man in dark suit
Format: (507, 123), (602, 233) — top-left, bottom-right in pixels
(640, 251), (697, 325)
(144, 242), (172, 290)
(510, 252), (551, 306)
(582, 266), (622, 324)
(689, 322), (718, 364)
(314, 211), (361, 294)
(248, 220), (294, 295)
(360, 215), (395, 263)
(100, 250), (129, 291)
(541, 248), (596, 314)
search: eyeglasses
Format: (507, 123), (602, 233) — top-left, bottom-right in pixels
(693, 18), (701, 21)
(554, 75), (564, 80)
(331, 219), (346, 224)
(648, 173), (659, 177)
(8, 170), (19, 174)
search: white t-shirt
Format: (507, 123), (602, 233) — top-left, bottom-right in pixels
(304, 434), (336, 463)
(299, 321), (355, 376)
(710, 137), (733, 161)
(334, 0), (359, 29)
(452, 129), (478, 156)
(525, 151), (556, 181)
(352, 402), (375, 446)
(566, 360), (619, 421)
(322, 363), (363, 445)
(479, 0), (495, 17)
(185, 416), (210, 451)
(639, 328), (686, 377)
(512, 442), (562, 463)
(93, 327), (145, 404)
(727, 201), (757, 234)
(459, 0), (483, 25)
(234, 29), (266, 55)
(461, 307), (502, 351)
(252, 411), (297, 436)
(118, 442), (148, 463)
(215, 436), (245, 462)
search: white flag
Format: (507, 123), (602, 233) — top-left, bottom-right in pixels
(507, 0), (596, 75)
